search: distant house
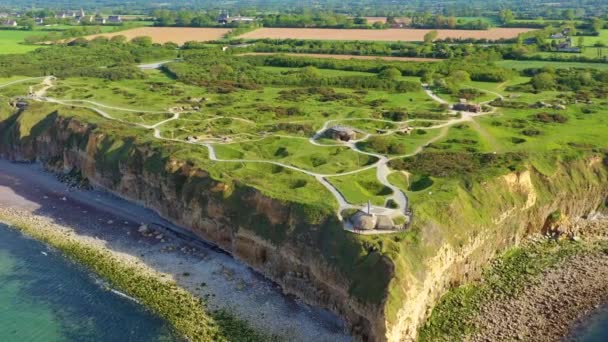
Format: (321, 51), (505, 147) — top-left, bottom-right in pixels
(56, 11), (78, 19)
(108, 15), (122, 24)
(217, 11), (230, 24)
(2, 20), (17, 27)
(75, 15), (93, 23)
(34, 18), (44, 25)
(556, 38), (581, 52)
(550, 33), (565, 39)
(0, 13), (9, 19)
(217, 11), (255, 24)
(95, 17), (106, 24)
(230, 16), (255, 24)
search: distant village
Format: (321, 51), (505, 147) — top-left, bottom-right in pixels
(1, 9), (123, 27)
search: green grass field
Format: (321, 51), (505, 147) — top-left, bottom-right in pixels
(0, 23), (149, 55)
(496, 60), (608, 70)
(0, 30), (46, 54)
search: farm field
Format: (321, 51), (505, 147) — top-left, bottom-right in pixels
(241, 52), (441, 62)
(84, 27), (232, 44)
(0, 30), (49, 54)
(0, 25), (144, 54)
(237, 28), (535, 42)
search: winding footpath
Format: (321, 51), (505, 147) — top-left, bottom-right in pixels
(3, 76), (500, 232)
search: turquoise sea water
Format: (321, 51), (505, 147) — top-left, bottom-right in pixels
(0, 224), (176, 342)
(572, 305), (608, 342)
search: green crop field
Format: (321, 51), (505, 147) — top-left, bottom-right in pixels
(0, 30), (45, 54)
(0, 24), (148, 55)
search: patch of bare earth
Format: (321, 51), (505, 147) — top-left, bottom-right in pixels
(85, 27), (232, 44)
(238, 28), (535, 42)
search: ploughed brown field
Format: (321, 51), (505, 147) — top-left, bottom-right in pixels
(240, 52), (441, 62)
(85, 27), (232, 44)
(238, 28), (535, 41)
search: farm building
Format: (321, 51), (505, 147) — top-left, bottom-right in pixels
(556, 38), (581, 53)
(108, 15), (122, 23)
(2, 20), (17, 27)
(75, 15), (93, 23)
(217, 11), (256, 24)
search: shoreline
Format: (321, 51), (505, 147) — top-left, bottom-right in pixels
(0, 211), (256, 341)
(0, 160), (350, 342)
(420, 216), (608, 341)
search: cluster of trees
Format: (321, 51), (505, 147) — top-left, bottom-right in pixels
(409, 13), (490, 30)
(0, 38), (176, 80)
(231, 38), (517, 60)
(523, 67), (608, 92)
(259, 12), (381, 28)
(22, 26), (106, 44)
(151, 9), (383, 29)
(242, 53), (513, 84)
(389, 151), (527, 179)
(152, 10), (227, 27)
(163, 49), (421, 92)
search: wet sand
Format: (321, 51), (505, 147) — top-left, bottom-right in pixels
(0, 159), (351, 342)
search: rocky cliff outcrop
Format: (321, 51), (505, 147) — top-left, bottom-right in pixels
(1, 108), (607, 342)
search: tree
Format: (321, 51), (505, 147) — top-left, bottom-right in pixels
(18, 18), (35, 30)
(563, 9), (575, 21)
(378, 67), (402, 80)
(131, 36), (153, 47)
(591, 17), (604, 33)
(499, 9), (515, 24)
(423, 30), (438, 44)
(110, 35), (127, 44)
(447, 16), (457, 29)
(353, 17), (367, 25)
(435, 15), (446, 28)
(532, 72), (556, 91)
(449, 70), (471, 83)
(577, 36), (585, 49)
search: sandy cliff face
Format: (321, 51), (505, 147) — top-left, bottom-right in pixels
(1, 111), (607, 342)
(387, 163), (608, 341)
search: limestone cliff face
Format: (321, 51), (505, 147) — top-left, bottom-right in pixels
(1, 111), (607, 342)
(387, 163), (608, 341)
